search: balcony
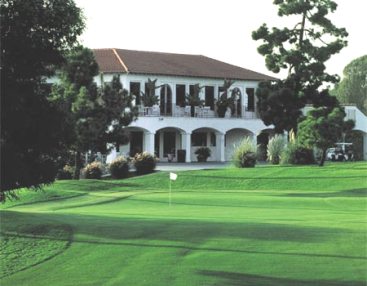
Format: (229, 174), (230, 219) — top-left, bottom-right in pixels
(138, 105), (258, 119)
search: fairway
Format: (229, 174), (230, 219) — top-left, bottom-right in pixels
(1, 162), (366, 286)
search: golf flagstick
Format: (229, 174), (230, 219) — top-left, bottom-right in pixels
(169, 172), (177, 206)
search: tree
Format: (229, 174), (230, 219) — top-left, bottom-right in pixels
(252, 0), (347, 132)
(1, 0), (84, 200)
(331, 55), (367, 114)
(297, 107), (354, 166)
(185, 84), (204, 117)
(216, 79), (236, 118)
(51, 47), (138, 179)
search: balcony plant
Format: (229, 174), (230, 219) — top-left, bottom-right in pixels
(195, 147), (211, 162)
(185, 84), (204, 117)
(140, 78), (160, 107)
(216, 79), (236, 118)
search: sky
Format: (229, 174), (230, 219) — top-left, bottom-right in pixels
(74, 0), (366, 80)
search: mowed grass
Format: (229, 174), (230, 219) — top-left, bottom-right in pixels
(0, 162), (366, 286)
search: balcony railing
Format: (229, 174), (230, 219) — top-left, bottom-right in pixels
(138, 105), (258, 119)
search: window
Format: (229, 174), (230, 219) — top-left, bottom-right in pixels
(176, 84), (186, 107)
(246, 88), (255, 111)
(192, 132), (207, 146)
(205, 86), (214, 110)
(130, 82), (141, 105)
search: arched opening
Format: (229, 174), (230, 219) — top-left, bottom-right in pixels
(155, 127), (186, 162)
(160, 84), (172, 116)
(191, 127), (221, 162)
(225, 128), (254, 161)
(232, 88), (242, 117)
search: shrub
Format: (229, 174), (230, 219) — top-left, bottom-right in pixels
(232, 137), (257, 168)
(267, 134), (285, 165)
(133, 152), (156, 174)
(56, 165), (74, 180)
(281, 143), (315, 165)
(280, 142), (297, 165)
(84, 161), (103, 179)
(109, 156), (130, 179)
(194, 147), (211, 162)
(294, 146), (315, 164)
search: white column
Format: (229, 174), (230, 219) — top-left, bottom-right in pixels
(144, 132), (155, 155)
(216, 132), (225, 162)
(184, 132), (191, 163)
(363, 132), (367, 160)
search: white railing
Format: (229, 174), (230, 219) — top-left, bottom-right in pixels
(138, 105), (258, 119)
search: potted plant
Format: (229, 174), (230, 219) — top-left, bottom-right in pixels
(195, 147), (211, 162)
(185, 84), (204, 117)
(141, 78), (160, 107)
(216, 79), (236, 118)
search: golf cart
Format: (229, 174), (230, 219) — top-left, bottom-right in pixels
(326, 143), (354, 161)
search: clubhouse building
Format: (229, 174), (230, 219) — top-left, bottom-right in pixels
(92, 49), (367, 162)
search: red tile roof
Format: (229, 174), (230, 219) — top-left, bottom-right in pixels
(92, 48), (275, 81)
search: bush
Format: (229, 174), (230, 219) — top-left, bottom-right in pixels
(194, 147), (211, 162)
(133, 152), (156, 174)
(281, 143), (315, 165)
(232, 137), (257, 168)
(280, 142), (297, 165)
(267, 134), (285, 165)
(294, 146), (315, 164)
(84, 161), (103, 179)
(56, 165), (74, 180)
(109, 156), (129, 179)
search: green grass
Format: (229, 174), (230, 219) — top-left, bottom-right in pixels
(1, 162), (366, 286)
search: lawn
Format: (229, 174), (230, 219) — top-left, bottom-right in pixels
(1, 162), (366, 286)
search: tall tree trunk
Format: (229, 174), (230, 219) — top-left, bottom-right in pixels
(319, 148), (327, 167)
(73, 151), (82, 179)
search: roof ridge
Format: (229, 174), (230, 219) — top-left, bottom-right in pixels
(112, 48), (129, 73)
(112, 48), (201, 57)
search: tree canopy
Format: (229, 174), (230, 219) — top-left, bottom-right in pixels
(297, 107), (354, 166)
(252, 0), (347, 132)
(0, 0), (84, 200)
(51, 47), (138, 178)
(331, 55), (367, 114)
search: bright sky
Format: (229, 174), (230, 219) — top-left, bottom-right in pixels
(75, 0), (366, 80)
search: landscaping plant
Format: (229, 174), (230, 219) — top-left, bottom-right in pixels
(232, 137), (257, 168)
(194, 147), (211, 162)
(133, 152), (156, 174)
(109, 156), (130, 179)
(267, 134), (285, 164)
(84, 161), (103, 179)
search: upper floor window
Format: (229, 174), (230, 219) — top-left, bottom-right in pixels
(205, 86), (214, 110)
(246, 88), (255, 111)
(176, 84), (186, 107)
(130, 82), (141, 105)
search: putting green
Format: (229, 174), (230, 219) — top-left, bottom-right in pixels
(1, 162), (366, 285)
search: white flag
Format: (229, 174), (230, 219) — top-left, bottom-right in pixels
(169, 172), (177, 181)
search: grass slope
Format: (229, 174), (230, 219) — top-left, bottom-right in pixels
(1, 162), (366, 286)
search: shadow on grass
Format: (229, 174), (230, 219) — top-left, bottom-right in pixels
(53, 194), (134, 210)
(1, 211), (350, 246)
(281, 188), (367, 198)
(198, 270), (365, 286)
(179, 174), (365, 181)
(59, 180), (142, 192)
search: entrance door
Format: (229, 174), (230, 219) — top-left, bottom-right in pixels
(129, 131), (143, 156)
(163, 131), (176, 157)
(160, 84), (172, 115)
